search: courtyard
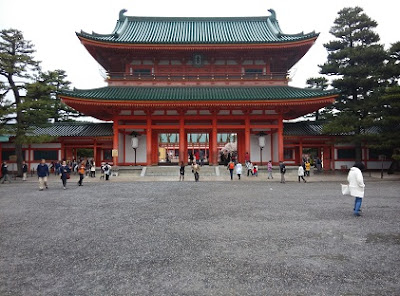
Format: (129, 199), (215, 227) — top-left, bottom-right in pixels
(0, 177), (399, 295)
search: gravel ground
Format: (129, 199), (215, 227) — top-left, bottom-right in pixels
(0, 178), (399, 296)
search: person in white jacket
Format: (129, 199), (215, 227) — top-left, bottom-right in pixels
(235, 162), (243, 180)
(347, 163), (365, 216)
(297, 164), (306, 183)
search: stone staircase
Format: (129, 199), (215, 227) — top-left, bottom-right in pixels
(143, 165), (219, 177)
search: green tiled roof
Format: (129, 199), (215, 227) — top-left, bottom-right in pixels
(284, 121), (324, 136)
(33, 123), (113, 137)
(77, 9), (318, 44)
(60, 86), (338, 102)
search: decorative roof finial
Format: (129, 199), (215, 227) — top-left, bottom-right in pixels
(119, 9), (127, 21)
(268, 9), (276, 21)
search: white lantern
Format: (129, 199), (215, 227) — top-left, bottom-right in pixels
(258, 135), (266, 148)
(131, 136), (139, 149)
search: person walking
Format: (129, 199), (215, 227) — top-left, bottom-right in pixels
(267, 160), (273, 179)
(279, 161), (286, 183)
(179, 161), (185, 181)
(78, 162), (85, 186)
(1, 161), (10, 184)
(227, 160), (235, 180)
(298, 164), (307, 183)
(90, 161), (96, 177)
(192, 161), (200, 182)
(305, 160), (311, 177)
(235, 162), (242, 180)
(59, 161), (71, 189)
(22, 161), (28, 181)
(103, 163), (112, 181)
(347, 163), (365, 216)
(37, 159), (49, 190)
(247, 162), (254, 176)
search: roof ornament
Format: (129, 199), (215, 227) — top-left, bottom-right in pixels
(119, 9), (127, 21)
(268, 9), (276, 21)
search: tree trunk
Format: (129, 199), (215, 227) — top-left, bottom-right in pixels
(15, 143), (23, 177)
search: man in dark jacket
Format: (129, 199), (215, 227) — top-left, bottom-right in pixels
(279, 161), (286, 183)
(37, 159), (49, 190)
(1, 161), (10, 184)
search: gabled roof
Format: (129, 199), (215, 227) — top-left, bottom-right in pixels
(77, 9), (318, 45)
(60, 86), (338, 102)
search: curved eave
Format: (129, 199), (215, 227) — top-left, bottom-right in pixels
(77, 34), (318, 50)
(60, 95), (336, 120)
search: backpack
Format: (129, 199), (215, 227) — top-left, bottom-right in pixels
(229, 162), (234, 169)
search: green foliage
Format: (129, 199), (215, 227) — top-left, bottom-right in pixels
(318, 7), (388, 161)
(305, 77), (330, 120)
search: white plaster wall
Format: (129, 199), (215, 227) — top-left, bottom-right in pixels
(118, 133), (147, 163)
(249, 134), (270, 164)
(366, 161), (392, 170)
(334, 161), (355, 170)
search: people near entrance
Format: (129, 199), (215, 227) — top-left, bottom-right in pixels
(179, 162), (185, 181)
(267, 160), (273, 179)
(227, 160), (235, 180)
(316, 157), (322, 172)
(199, 150), (204, 166)
(195, 150), (200, 164)
(246, 162), (254, 176)
(279, 161), (286, 183)
(90, 161), (96, 177)
(347, 163), (365, 216)
(22, 161), (28, 181)
(59, 161), (71, 189)
(235, 162), (243, 180)
(189, 152), (194, 164)
(37, 159), (49, 191)
(78, 162), (85, 186)
(192, 161), (200, 182)
(253, 163), (258, 177)
(245, 152), (250, 164)
(305, 160), (311, 177)
(54, 161), (61, 176)
(102, 163), (112, 180)
(298, 164), (307, 183)
(1, 161), (10, 184)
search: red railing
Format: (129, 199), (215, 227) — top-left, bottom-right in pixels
(108, 72), (288, 81)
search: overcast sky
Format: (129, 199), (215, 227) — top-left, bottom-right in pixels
(0, 0), (399, 90)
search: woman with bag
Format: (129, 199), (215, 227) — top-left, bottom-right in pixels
(347, 163), (365, 216)
(59, 161), (71, 190)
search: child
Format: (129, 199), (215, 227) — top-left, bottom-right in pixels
(267, 160), (273, 179)
(253, 163), (258, 177)
(236, 162), (242, 180)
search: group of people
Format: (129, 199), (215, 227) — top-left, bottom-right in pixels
(0, 159), (113, 190)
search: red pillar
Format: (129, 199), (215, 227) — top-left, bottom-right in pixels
(244, 114), (250, 160)
(146, 113), (152, 166)
(211, 114), (218, 165)
(113, 121), (119, 166)
(278, 115), (284, 162)
(179, 117), (185, 164)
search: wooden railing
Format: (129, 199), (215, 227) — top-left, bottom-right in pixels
(108, 72), (288, 81)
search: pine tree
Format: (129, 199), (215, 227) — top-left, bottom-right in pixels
(305, 77), (329, 120)
(0, 29), (58, 176)
(40, 69), (81, 122)
(319, 7), (387, 162)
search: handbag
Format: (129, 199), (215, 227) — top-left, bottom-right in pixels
(341, 184), (350, 195)
(66, 173), (70, 179)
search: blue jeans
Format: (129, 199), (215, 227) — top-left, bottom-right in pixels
(354, 197), (363, 216)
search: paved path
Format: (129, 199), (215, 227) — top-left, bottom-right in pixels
(0, 177), (399, 295)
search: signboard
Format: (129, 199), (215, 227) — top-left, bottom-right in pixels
(112, 149), (118, 157)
